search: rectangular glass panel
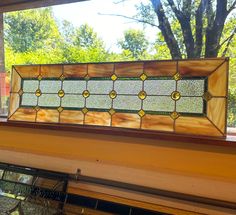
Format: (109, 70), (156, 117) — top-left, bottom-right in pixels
(23, 80), (39, 93)
(86, 95), (112, 109)
(143, 96), (175, 112)
(3, 171), (33, 185)
(63, 80), (86, 94)
(113, 95), (141, 110)
(9, 60), (228, 137)
(177, 80), (205, 96)
(21, 93), (37, 106)
(61, 95), (85, 108)
(87, 80), (113, 94)
(144, 80), (176, 95)
(40, 80), (61, 93)
(176, 97), (203, 114)
(38, 94), (60, 107)
(114, 80), (142, 95)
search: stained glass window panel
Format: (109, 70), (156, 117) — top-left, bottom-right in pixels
(8, 59), (228, 137)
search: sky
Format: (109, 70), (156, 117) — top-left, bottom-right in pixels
(52, 0), (158, 51)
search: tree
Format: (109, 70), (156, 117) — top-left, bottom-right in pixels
(4, 8), (61, 53)
(131, 1), (236, 59)
(73, 23), (104, 49)
(118, 29), (149, 59)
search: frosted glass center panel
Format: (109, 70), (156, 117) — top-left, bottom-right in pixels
(63, 80), (86, 94)
(87, 80), (113, 94)
(23, 80), (39, 93)
(114, 80), (143, 95)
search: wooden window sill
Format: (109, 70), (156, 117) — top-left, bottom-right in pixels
(0, 119), (235, 147)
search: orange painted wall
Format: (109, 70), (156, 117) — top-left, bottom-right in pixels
(0, 125), (235, 182)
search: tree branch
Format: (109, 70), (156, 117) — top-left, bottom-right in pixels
(194, 0), (206, 57)
(227, 0), (236, 14)
(98, 13), (160, 28)
(151, 0), (182, 59)
(222, 26), (236, 56)
(167, 0), (195, 58)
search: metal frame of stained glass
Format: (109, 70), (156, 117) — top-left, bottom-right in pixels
(8, 58), (228, 137)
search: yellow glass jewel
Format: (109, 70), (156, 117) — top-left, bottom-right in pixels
(58, 90), (65, 98)
(84, 74), (90, 80)
(138, 91), (147, 100)
(109, 90), (117, 99)
(37, 75), (42, 81)
(140, 73), (147, 81)
(34, 106), (40, 112)
(82, 107), (88, 114)
(170, 111), (180, 120)
(82, 90), (90, 98)
(60, 75), (65, 81)
(138, 109), (145, 117)
(18, 89), (24, 96)
(173, 72), (181, 81)
(57, 106), (64, 113)
(109, 108), (116, 115)
(35, 89), (42, 97)
(111, 74), (118, 81)
(171, 91), (181, 101)
(202, 91), (212, 101)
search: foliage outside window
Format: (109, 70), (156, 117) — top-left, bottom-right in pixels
(2, 0), (236, 128)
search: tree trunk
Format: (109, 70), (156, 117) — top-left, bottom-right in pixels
(151, 0), (182, 59)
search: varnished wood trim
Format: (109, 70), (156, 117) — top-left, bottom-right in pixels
(0, 120), (235, 147)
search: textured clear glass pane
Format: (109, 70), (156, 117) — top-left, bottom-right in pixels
(176, 97), (203, 113)
(38, 94), (60, 107)
(144, 80), (176, 95)
(86, 95), (112, 109)
(40, 80), (61, 93)
(21, 93), (37, 106)
(113, 95), (141, 110)
(23, 80), (39, 93)
(143, 96), (174, 112)
(4, 171), (33, 185)
(177, 79), (205, 96)
(114, 80), (142, 95)
(61, 95), (85, 108)
(63, 80), (86, 94)
(87, 80), (113, 94)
